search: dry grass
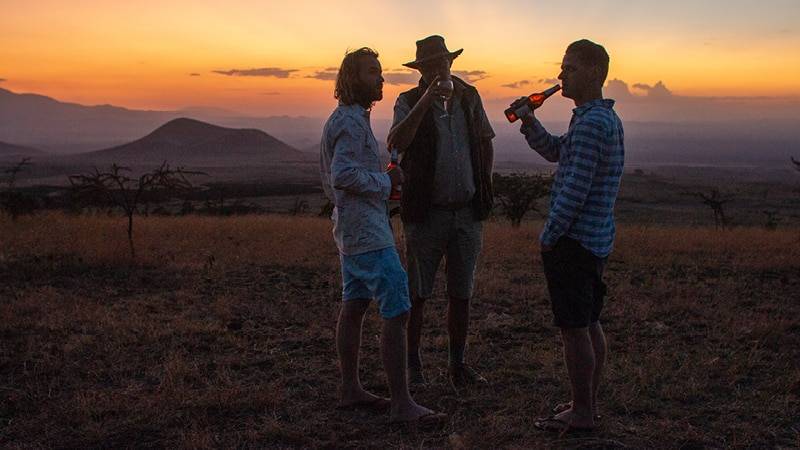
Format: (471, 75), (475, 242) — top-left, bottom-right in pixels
(1, 212), (799, 448)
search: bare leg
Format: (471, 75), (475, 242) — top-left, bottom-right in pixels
(556, 322), (606, 417)
(382, 312), (434, 421)
(337, 299), (384, 405)
(554, 327), (596, 428)
(406, 294), (426, 369)
(447, 295), (469, 366)
(588, 322), (607, 409)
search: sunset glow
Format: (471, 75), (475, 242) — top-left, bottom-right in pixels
(2, 0), (799, 119)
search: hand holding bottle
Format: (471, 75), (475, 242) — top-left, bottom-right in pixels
(387, 147), (404, 199)
(387, 165), (404, 188)
(510, 96), (536, 123)
(505, 85), (561, 123)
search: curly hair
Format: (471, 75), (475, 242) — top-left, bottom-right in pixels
(334, 47), (379, 106)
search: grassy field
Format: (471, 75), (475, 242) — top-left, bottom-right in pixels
(1, 213), (799, 448)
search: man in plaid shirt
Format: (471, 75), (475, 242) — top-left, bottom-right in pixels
(513, 39), (624, 433)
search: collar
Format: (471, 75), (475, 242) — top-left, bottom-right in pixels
(338, 102), (371, 120)
(573, 98), (615, 116)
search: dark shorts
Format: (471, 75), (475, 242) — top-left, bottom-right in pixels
(541, 237), (608, 329)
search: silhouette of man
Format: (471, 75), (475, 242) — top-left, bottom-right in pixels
(513, 39), (624, 433)
(320, 47), (445, 425)
(388, 35), (495, 389)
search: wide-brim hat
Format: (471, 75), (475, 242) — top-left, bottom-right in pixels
(403, 35), (463, 69)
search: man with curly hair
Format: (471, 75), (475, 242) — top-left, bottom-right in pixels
(320, 47), (445, 425)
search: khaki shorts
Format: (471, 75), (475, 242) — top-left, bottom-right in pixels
(403, 207), (483, 300)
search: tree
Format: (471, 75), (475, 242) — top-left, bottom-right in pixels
(492, 172), (552, 227)
(792, 157), (800, 172)
(0, 158), (37, 220)
(69, 162), (203, 259)
(681, 188), (735, 229)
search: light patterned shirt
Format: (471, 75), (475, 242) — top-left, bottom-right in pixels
(320, 104), (394, 256)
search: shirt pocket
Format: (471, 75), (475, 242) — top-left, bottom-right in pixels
(362, 133), (381, 170)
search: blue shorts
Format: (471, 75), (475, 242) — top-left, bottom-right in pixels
(340, 247), (411, 319)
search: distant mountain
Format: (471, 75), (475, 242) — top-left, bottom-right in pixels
(0, 87), (325, 154)
(74, 118), (309, 166)
(0, 87), (177, 154)
(0, 141), (45, 159)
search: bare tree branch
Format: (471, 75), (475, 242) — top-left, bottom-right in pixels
(681, 188), (735, 229)
(69, 162), (206, 259)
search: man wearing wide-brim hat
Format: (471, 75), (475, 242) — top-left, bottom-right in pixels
(388, 35), (495, 390)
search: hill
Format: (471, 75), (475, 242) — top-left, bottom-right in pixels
(0, 141), (45, 159)
(0, 87), (175, 154)
(74, 118), (309, 166)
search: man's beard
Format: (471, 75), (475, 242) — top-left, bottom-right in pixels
(354, 81), (381, 106)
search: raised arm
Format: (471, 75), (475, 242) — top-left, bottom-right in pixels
(519, 114), (565, 163)
(387, 77), (440, 152)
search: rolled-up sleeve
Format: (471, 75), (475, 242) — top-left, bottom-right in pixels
(330, 118), (391, 200)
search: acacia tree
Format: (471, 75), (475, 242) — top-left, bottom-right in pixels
(69, 162), (203, 259)
(681, 188), (735, 230)
(0, 158), (36, 220)
(492, 172), (553, 227)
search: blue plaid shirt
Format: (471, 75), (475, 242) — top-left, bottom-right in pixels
(521, 99), (624, 257)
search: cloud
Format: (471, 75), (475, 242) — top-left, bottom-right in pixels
(501, 80), (532, 89)
(306, 69), (338, 81)
(605, 79), (635, 100)
(632, 81), (672, 98)
(453, 70), (488, 82)
(384, 71), (418, 85)
(260, 92), (280, 96)
(188, 73), (200, 77)
(539, 78), (559, 85)
(213, 67), (298, 78)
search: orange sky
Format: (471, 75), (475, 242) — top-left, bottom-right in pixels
(2, 0), (799, 119)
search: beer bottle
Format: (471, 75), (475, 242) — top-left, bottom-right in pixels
(387, 147), (401, 201)
(504, 84), (561, 123)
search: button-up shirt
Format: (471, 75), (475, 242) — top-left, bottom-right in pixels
(521, 99), (625, 257)
(320, 104), (394, 256)
(393, 84), (495, 206)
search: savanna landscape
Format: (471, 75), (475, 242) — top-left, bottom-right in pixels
(3, 2), (800, 447)
(2, 164), (799, 448)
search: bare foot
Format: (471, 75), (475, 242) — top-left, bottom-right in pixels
(553, 401), (601, 419)
(339, 389), (388, 409)
(389, 401), (441, 423)
(553, 407), (594, 429)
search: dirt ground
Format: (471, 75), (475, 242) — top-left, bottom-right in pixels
(1, 214), (799, 448)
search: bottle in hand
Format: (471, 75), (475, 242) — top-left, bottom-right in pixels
(387, 148), (402, 201)
(504, 84), (561, 122)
